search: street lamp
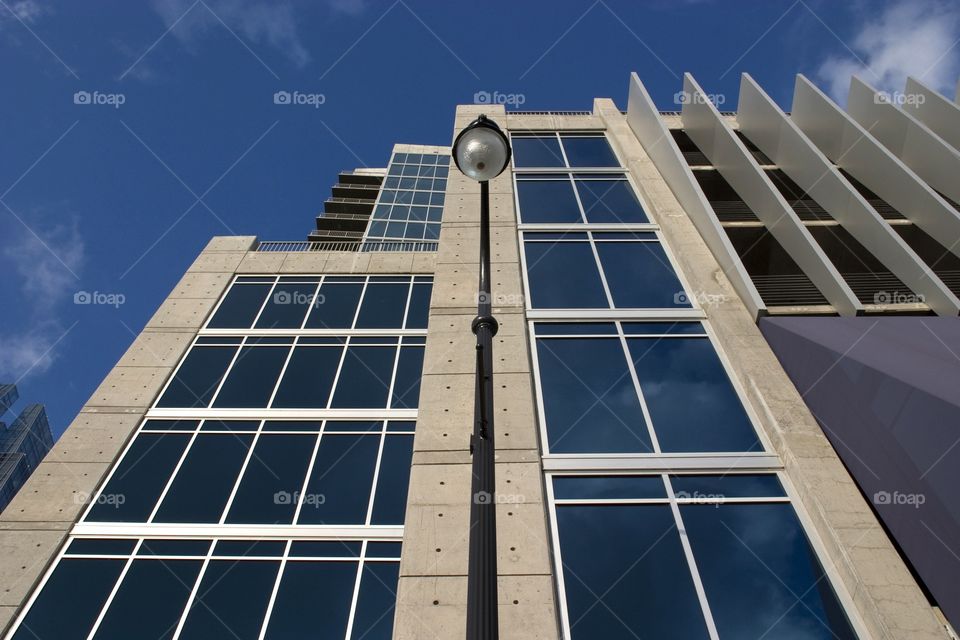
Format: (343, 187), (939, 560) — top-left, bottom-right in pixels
(452, 114), (511, 640)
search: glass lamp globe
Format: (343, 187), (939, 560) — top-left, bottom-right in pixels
(453, 116), (511, 182)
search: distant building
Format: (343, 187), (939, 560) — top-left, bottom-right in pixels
(0, 385), (53, 512)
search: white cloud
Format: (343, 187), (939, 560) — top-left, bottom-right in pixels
(151, 0), (310, 67)
(0, 0), (47, 30)
(816, 0), (960, 103)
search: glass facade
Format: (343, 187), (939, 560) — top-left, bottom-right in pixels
(364, 152), (449, 242)
(8, 273), (429, 640)
(514, 130), (859, 639)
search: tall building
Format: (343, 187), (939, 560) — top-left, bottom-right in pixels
(0, 386), (54, 513)
(1, 73), (958, 640)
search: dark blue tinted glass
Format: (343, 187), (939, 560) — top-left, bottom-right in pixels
(366, 542), (402, 558)
(213, 346), (288, 408)
(86, 433), (190, 522)
(556, 505), (710, 639)
(552, 475), (666, 500)
(66, 539), (137, 555)
(298, 434), (379, 524)
(254, 283), (318, 329)
(214, 540), (286, 557)
(682, 503), (856, 640)
(533, 322), (617, 335)
(512, 135), (565, 167)
(141, 419), (199, 431)
(386, 420), (416, 432)
(157, 346), (236, 408)
(178, 560), (279, 640)
(576, 179), (648, 223)
(153, 434), (253, 523)
(405, 283), (432, 328)
(391, 346), (424, 408)
(622, 322), (705, 335)
(524, 241), (607, 308)
(225, 434), (316, 524)
(93, 559), (201, 640)
(372, 435), (414, 524)
(671, 474), (785, 498)
(305, 282), (363, 328)
(289, 541), (361, 557)
(208, 284), (271, 328)
(200, 419), (259, 431)
(11, 558), (125, 640)
(627, 338), (760, 452)
(271, 346), (342, 408)
(536, 338), (651, 453)
(561, 135), (620, 167)
(325, 420), (382, 432)
(262, 561), (356, 640)
(516, 180), (582, 223)
(263, 420), (323, 431)
(351, 562), (400, 640)
(330, 346), (395, 408)
(355, 283), (409, 328)
(595, 241), (688, 308)
(138, 539), (211, 556)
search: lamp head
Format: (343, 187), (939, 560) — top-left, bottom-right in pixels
(452, 114), (511, 182)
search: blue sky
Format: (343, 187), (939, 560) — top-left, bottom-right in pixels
(1, 0), (958, 437)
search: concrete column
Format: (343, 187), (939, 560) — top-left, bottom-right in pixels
(393, 105), (559, 640)
(601, 101), (950, 640)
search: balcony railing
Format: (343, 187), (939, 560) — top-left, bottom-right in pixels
(257, 240), (438, 253)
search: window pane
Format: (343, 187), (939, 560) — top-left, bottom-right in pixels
(670, 474), (785, 499)
(254, 283), (318, 329)
(556, 504), (710, 639)
(208, 284), (271, 329)
(262, 561), (356, 639)
(516, 180), (582, 223)
(561, 135), (620, 167)
(405, 283), (432, 329)
(11, 558), (125, 640)
(330, 346), (395, 408)
(552, 475), (666, 500)
(536, 338), (651, 453)
(596, 241), (688, 308)
(371, 435), (414, 524)
(225, 434), (316, 524)
(576, 180), (648, 223)
(355, 283), (409, 328)
(627, 338), (760, 452)
(682, 503), (857, 640)
(157, 346), (237, 408)
(350, 562), (400, 640)
(305, 282), (363, 329)
(93, 559), (201, 640)
(212, 346), (289, 408)
(524, 241), (608, 308)
(391, 346), (424, 409)
(86, 434), (190, 522)
(271, 346), (343, 408)
(178, 560), (279, 640)
(512, 135), (565, 167)
(298, 434), (379, 524)
(153, 434), (254, 523)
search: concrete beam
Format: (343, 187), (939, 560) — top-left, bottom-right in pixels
(739, 74), (960, 316)
(847, 76), (960, 203)
(792, 75), (960, 264)
(625, 73), (766, 319)
(680, 73), (862, 316)
(903, 76), (960, 152)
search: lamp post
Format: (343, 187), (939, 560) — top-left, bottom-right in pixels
(452, 114), (511, 640)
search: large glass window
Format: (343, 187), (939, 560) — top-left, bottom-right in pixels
(550, 474), (857, 640)
(512, 133), (621, 168)
(523, 232), (691, 309)
(11, 539), (401, 640)
(532, 322), (761, 454)
(207, 275), (432, 331)
(516, 174), (648, 224)
(366, 152), (448, 241)
(84, 420), (415, 526)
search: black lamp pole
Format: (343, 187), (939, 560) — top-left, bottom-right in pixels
(453, 115), (511, 640)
